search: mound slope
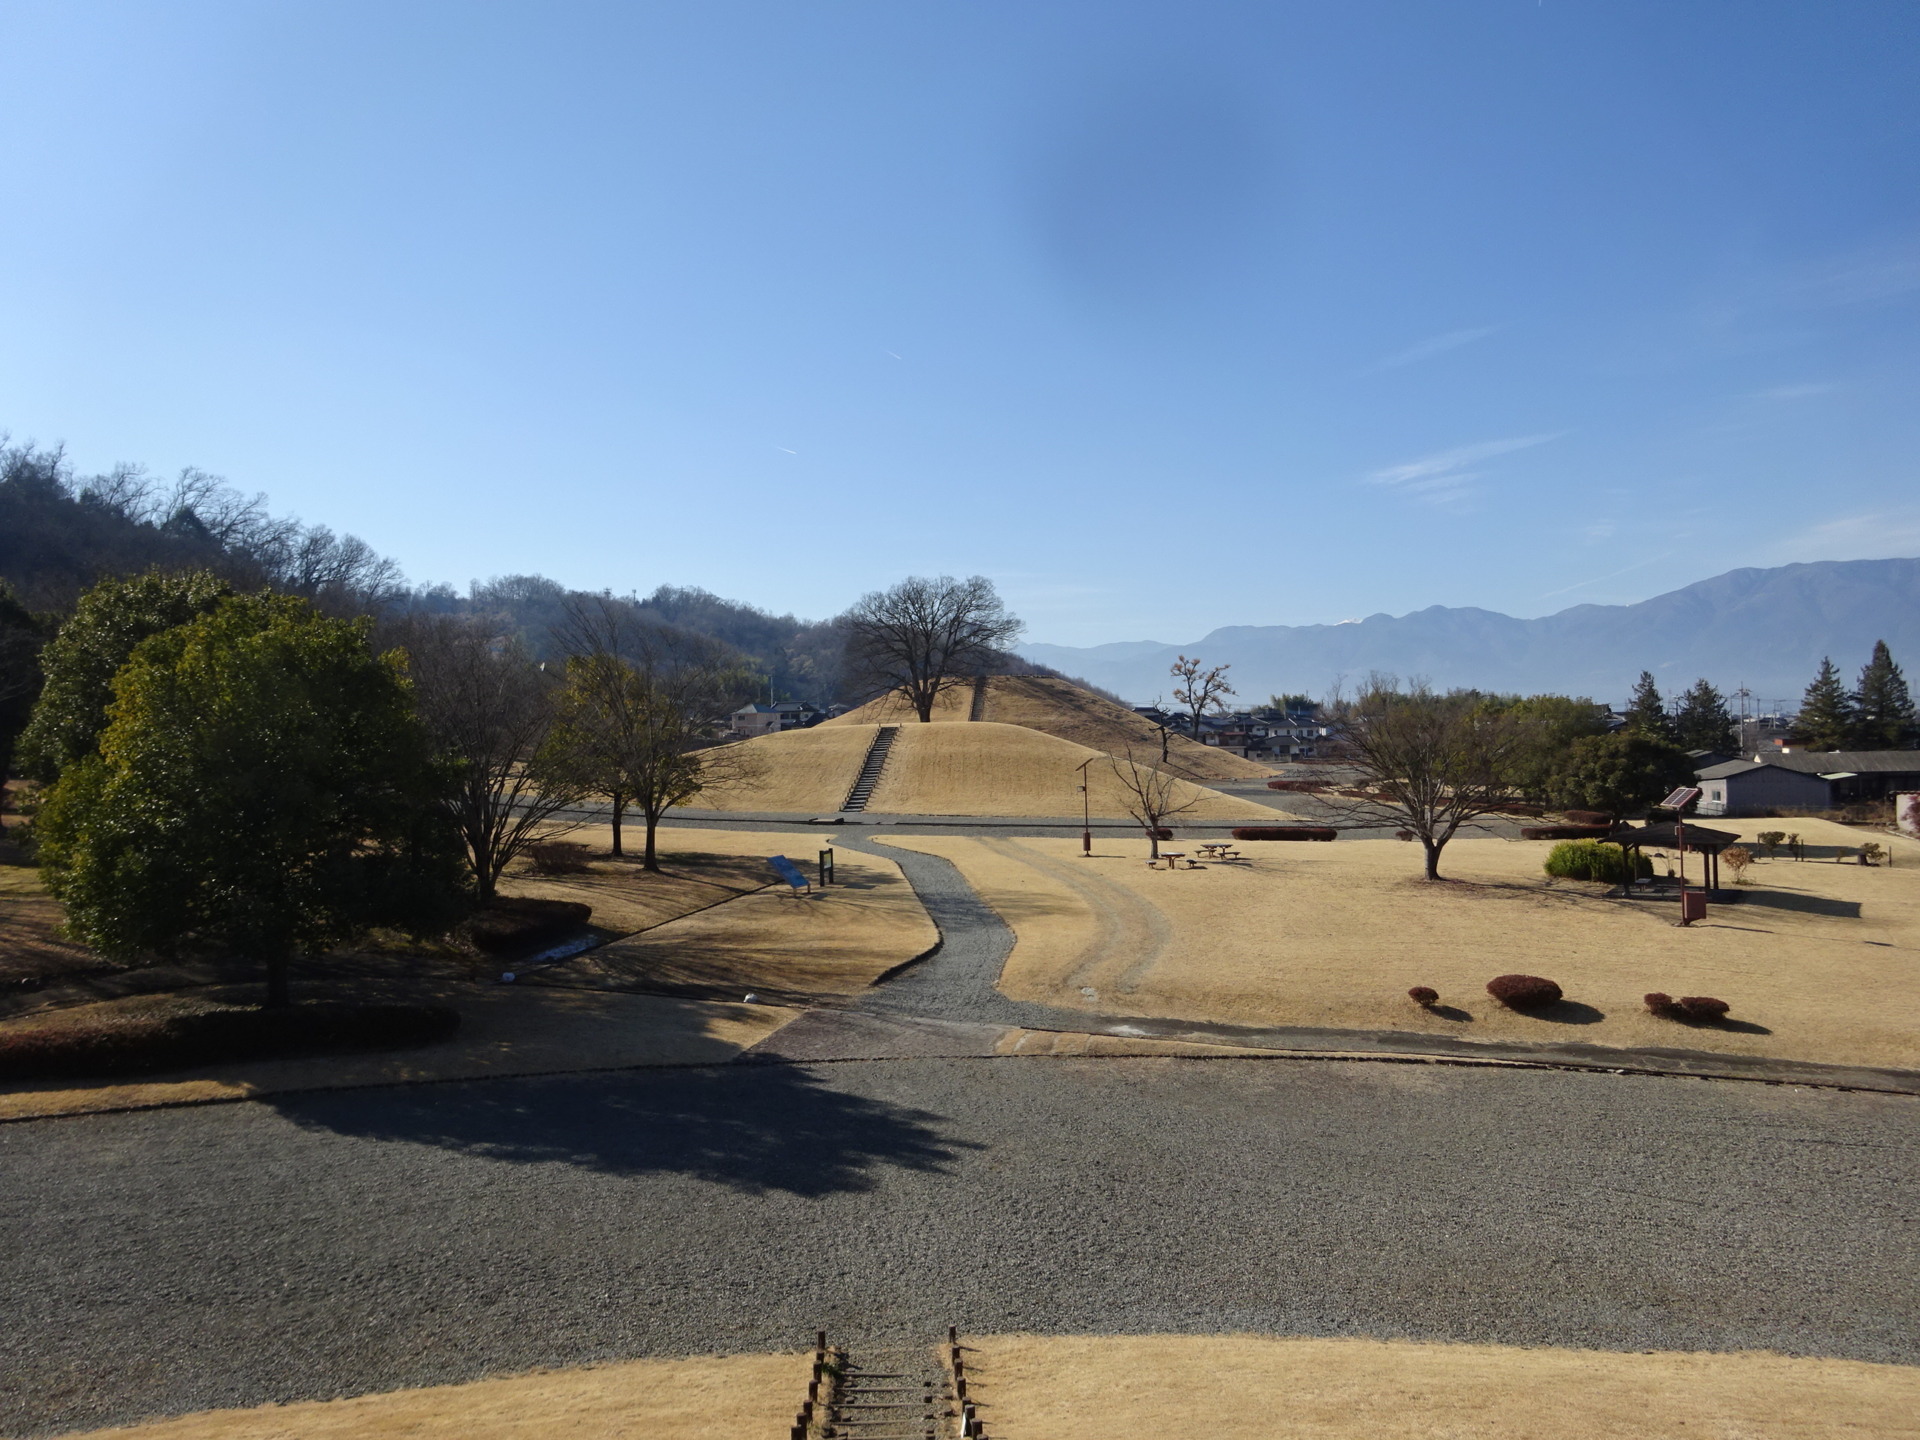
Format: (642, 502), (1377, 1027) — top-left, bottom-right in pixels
(824, 675), (1273, 782)
(696, 722), (1277, 820)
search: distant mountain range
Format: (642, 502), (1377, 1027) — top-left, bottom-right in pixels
(1018, 559), (1920, 708)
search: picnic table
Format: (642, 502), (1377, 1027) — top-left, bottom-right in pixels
(1147, 851), (1200, 870)
(1196, 842), (1241, 861)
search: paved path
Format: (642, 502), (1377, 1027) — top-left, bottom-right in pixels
(1, 1058), (1914, 1435)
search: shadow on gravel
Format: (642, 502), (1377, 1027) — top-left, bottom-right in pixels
(271, 1066), (978, 1196)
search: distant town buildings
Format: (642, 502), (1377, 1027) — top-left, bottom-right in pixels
(1133, 704), (1332, 762)
(726, 701), (830, 737)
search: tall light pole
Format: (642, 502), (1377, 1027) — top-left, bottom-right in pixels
(1075, 756), (1096, 856)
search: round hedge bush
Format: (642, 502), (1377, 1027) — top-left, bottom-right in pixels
(1544, 839), (1652, 884)
(1231, 826), (1337, 841)
(1408, 986), (1439, 1007)
(1678, 995), (1730, 1021)
(1486, 974), (1563, 1009)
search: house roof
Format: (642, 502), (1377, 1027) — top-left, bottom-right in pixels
(1694, 759), (1819, 782)
(1759, 749), (1920, 774)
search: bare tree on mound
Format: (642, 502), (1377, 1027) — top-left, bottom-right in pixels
(1321, 677), (1533, 882)
(1171, 655), (1235, 739)
(393, 613), (585, 902)
(547, 594), (764, 870)
(843, 575), (1022, 722)
(1107, 748), (1202, 860)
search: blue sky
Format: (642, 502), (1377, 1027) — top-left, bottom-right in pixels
(3, 1), (1917, 645)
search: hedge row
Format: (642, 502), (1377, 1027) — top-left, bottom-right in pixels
(1231, 826), (1337, 842)
(0, 1002), (461, 1081)
(1265, 779), (1326, 793)
(467, 897), (593, 954)
(1521, 825), (1612, 841)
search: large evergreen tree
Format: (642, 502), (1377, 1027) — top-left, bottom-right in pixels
(1794, 657), (1856, 751)
(1550, 731), (1696, 817)
(1853, 640), (1915, 748)
(34, 595), (465, 1005)
(1672, 679), (1736, 753)
(1623, 671), (1674, 741)
(17, 570), (232, 781)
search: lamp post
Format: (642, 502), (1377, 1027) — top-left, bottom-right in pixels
(1075, 756), (1095, 856)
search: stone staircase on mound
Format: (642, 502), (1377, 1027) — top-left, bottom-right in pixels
(967, 674), (989, 721)
(790, 1330), (984, 1440)
(841, 725), (899, 812)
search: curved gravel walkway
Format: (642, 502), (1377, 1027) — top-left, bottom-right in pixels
(1, 1057), (1914, 1435)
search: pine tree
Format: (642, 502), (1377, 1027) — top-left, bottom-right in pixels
(1623, 671), (1674, 741)
(1794, 657), (1855, 751)
(1852, 640), (1916, 748)
(1672, 679), (1735, 753)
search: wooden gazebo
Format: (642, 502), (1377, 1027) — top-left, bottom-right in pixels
(1608, 821), (1741, 891)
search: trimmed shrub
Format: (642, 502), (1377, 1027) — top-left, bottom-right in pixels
(1231, 826), (1337, 841)
(1486, 973), (1563, 1009)
(1563, 810), (1614, 827)
(1266, 779), (1325, 793)
(1543, 840), (1651, 884)
(1408, 986), (1439, 1007)
(1677, 996), (1730, 1021)
(1643, 991), (1677, 1017)
(467, 897), (593, 954)
(1522, 825), (1611, 841)
(1395, 829), (1415, 841)
(529, 842), (594, 875)
(1147, 827), (1174, 841)
(0, 1002), (460, 1081)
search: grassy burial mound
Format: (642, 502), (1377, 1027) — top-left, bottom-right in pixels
(698, 722), (1279, 820)
(962, 1335), (1920, 1440)
(823, 674), (1274, 783)
(882, 815), (1920, 1070)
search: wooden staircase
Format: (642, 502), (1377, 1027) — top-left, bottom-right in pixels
(790, 1331), (983, 1440)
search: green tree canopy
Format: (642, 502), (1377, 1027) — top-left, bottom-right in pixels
(1852, 640), (1915, 748)
(1622, 671), (1674, 742)
(0, 580), (47, 779)
(1794, 656), (1855, 751)
(1496, 693), (1610, 799)
(1672, 679), (1735, 753)
(35, 594), (465, 1005)
(16, 570), (231, 781)
(1549, 731), (1695, 817)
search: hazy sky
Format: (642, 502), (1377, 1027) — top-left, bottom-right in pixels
(4, 1), (1918, 645)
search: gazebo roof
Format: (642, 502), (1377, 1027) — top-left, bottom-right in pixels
(1609, 821), (1741, 852)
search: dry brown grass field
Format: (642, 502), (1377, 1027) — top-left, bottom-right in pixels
(40, 1352), (811, 1440)
(883, 816), (1920, 1070)
(698, 722), (1279, 820)
(522, 825), (936, 1001)
(963, 1334), (1920, 1439)
(824, 675), (1274, 783)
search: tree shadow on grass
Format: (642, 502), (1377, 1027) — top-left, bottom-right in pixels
(270, 1064), (978, 1197)
(1730, 890), (1862, 920)
(1509, 1000), (1607, 1025)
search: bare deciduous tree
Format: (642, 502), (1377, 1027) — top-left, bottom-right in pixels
(1321, 677), (1533, 881)
(843, 575), (1021, 722)
(1106, 748), (1202, 860)
(391, 614), (585, 901)
(1170, 655), (1235, 740)
(546, 594), (764, 870)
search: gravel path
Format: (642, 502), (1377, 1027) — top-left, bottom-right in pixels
(2, 1058), (1915, 1435)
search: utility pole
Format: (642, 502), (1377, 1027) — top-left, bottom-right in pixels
(1075, 756), (1095, 856)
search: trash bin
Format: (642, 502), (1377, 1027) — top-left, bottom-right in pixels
(1680, 890), (1707, 924)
